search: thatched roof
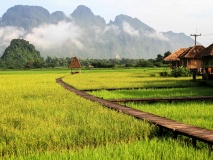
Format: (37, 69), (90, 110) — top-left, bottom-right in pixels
(164, 48), (188, 62)
(201, 43), (213, 57)
(69, 56), (81, 68)
(178, 45), (205, 59)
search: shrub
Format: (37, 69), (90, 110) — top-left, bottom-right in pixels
(159, 71), (169, 77)
(153, 62), (162, 67)
(171, 67), (191, 77)
(150, 73), (156, 77)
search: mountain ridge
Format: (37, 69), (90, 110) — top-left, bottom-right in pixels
(0, 5), (195, 59)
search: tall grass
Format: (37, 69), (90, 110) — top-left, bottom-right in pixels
(0, 69), (212, 159)
(12, 138), (213, 160)
(88, 87), (213, 99)
(127, 101), (213, 130)
(0, 70), (153, 158)
(62, 68), (200, 90)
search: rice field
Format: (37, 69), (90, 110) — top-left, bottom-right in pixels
(127, 101), (213, 130)
(62, 68), (202, 90)
(0, 68), (212, 159)
(12, 138), (212, 160)
(87, 87), (213, 99)
(0, 69), (153, 158)
(88, 89), (213, 129)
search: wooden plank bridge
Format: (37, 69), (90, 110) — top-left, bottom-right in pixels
(56, 78), (213, 148)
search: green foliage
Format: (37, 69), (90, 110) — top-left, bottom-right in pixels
(171, 67), (191, 77)
(45, 56), (69, 68)
(136, 59), (152, 67)
(163, 51), (171, 59)
(0, 59), (6, 69)
(91, 61), (115, 68)
(0, 39), (43, 69)
(150, 73), (156, 77)
(153, 61), (162, 67)
(156, 54), (163, 62)
(24, 59), (45, 69)
(159, 71), (169, 77)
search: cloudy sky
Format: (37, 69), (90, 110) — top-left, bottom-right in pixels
(1, 0), (213, 47)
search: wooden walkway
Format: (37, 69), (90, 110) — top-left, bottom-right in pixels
(56, 78), (213, 147)
(109, 96), (213, 103)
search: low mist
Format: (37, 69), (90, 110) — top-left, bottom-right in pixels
(0, 21), (84, 58)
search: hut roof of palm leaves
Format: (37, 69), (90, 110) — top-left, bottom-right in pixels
(178, 45), (205, 59)
(69, 56), (81, 69)
(201, 43), (213, 57)
(164, 48), (188, 62)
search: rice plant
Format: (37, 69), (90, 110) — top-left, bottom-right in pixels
(0, 69), (212, 159)
(0, 70), (153, 158)
(62, 68), (201, 90)
(127, 101), (213, 130)
(88, 87), (213, 99)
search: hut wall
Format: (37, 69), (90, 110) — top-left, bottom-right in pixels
(168, 61), (180, 69)
(202, 57), (213, 68)
(180, 59), (187, 68)
(187, 59), (201, 69)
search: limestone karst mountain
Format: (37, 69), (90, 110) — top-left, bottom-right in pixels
(0, 5), (195, 59)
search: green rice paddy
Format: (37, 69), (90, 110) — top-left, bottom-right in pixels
(0, 68), (212, 159)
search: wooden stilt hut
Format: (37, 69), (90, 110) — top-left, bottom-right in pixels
(164, 48), (188, 69)
(69, 56), (81, 74)
(177, 45), (205, 79)
(201, 43), (213, 80)
(178, 45), (205, 70)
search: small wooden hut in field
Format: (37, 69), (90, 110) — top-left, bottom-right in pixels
(178, 45), (205, 71)
(69, 56), (81, 74)
(201, 43), (213, 80)
(164, 48), (188, 68)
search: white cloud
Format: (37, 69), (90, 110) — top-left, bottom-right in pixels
(25, 21), (83, 50)
(0, 21), (84, 57)
(146, 32), (169, 41)
(104, 25), (120, 35)
(122, 21), (139, 37)
(0, 26), (26, 55)
(0, 26), (26, 46)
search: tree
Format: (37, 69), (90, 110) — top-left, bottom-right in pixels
(163, 51), (171, 58)
(156, 54), (163, 62)
(136, 59), (152, 67)
(0, 39), (44, 69)
(0, 59), (6, 69)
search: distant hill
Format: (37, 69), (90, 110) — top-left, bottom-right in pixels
(0, 5), (195, 59)
(0, 5), (51, 29)
(51, 11), (68, 24)
(1, 39), (43, 68)
(71, 5), (106, 28)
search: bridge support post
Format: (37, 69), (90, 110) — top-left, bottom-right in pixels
(173, 131), (178, 139)
(192, 138), (196, 148)
(159, 127), (163, 137)
(209, 144), (212, 151)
